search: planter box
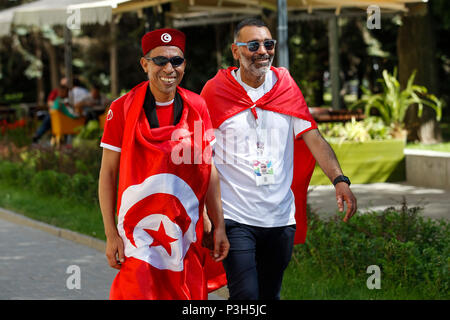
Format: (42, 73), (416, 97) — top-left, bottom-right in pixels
(404, 149), (450, 190)
(310, 139), (406, 185)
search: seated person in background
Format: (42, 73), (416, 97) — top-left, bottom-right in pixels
(77, 84), (111, 122)
(47, 77), (67, 108)
(32, 77), (68, 143)
(71, 77), (91, 116)
(52, 85), (80, 119)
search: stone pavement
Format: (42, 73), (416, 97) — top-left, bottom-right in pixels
(0, 208), (225, 300)
(308, 182), (450, 220)
(0, 217), (115, 300)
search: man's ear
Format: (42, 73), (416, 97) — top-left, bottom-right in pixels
(231, 43), (240, 61)
(140, 57), (149, 73)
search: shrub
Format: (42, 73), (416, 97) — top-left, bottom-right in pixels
(0, 119), (30, 147)
(350, 69), (443, 139)
(0, 161), (21, 185)
(69, 173), (97, 204)
(318, 116), (393, 143)
(30, 170), (72, 197)
(16, 144), (101, 178)
(293, 202), (449, 298)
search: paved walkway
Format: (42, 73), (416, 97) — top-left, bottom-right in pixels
(308, 182), (450, 220)
(0, 217), (115, 300)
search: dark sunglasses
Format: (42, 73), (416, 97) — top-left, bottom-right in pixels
(145, 56), (185, 67)
(235, 39), (277, 52)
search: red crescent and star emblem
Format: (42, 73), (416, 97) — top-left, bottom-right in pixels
(117, 173), (199, 271)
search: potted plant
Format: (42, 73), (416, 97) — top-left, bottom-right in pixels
(310, 69), (444, 185)
(311, 117), (405, 185)
(350, 69), (443, 140)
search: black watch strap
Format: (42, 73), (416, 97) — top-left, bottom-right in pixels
(333, 175), (351, 186)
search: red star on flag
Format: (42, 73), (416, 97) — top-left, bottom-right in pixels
(144, 222), (177, 256)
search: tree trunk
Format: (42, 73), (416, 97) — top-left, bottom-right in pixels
(397, 3), (441, 143)
(42, 39), (60, 90)
(110, 18), (119, 98)
(34, 32), (45, 107)
(328, 15), (342, 110)
(214, 25), (222, 70)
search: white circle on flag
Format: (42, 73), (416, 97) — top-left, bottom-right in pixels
(117, 173), (199, 271)
(161, 33), (172, 43)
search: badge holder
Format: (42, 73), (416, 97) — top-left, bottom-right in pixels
(252, 141), (275, 186)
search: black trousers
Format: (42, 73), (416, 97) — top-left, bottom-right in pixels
(222, 219), (296, 300)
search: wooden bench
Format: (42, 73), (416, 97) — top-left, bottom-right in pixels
(310, 107), (365, 123)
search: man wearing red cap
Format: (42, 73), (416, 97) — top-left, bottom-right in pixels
(98, 28), (229, 299)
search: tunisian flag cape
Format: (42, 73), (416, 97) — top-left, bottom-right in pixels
(201, 66), (317, 244)
(109, 81), (214, 300)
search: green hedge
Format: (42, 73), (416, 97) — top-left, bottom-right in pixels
(0, 160), (98, 205)
(289, 205), (449, 299)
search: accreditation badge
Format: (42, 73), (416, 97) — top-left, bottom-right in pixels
(252, 158), (275, 186)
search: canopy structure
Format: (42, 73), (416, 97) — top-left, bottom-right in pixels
(1, 0), (424, 33)
(0, 0), (115, 33)
(162, 0), (426, 108)
(0, 6), (16, 36)
(164, 0), (424, 25)
(0, 0), (426, 104)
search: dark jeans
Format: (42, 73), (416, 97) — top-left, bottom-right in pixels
(33, 113), (51, 142)
(222, 219), (296, 300)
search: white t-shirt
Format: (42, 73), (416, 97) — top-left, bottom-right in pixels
(213, 69), (312, 228)
(71, 86), (90, 105)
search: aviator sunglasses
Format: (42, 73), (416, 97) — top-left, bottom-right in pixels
(145, 56), (185, 67)
(235, 39), (277, 52)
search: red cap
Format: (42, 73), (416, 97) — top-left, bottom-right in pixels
(141, 28), (186, 56)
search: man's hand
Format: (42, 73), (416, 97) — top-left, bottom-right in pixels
(335, 182), (357, 222)
(105, 232), (125, 269)
(202, 210), (214, 250)
(211, 226), (230, 262)
(204, 161), (229, 262)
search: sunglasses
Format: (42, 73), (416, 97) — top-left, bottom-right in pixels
(145, 56), (185, 67)
(235, 39), (277, 52)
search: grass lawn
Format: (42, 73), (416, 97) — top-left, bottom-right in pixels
(0, 182), (105, 240)
(281, 259), (442, 300)
(1, 180), (447, 300)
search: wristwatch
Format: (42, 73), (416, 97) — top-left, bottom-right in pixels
(333, 175), (351, 186)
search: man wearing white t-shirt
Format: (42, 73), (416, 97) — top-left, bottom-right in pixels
(201, 18), (357, 300)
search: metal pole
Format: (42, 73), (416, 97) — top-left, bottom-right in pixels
(328, 15), (342, 110)
(110, 18), (118, 98)
(64, 26), (73, 103)
(277, 0), (289, 69)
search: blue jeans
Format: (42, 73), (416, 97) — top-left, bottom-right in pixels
(33, 113), (51, 141)
(222, 219), (296, 300)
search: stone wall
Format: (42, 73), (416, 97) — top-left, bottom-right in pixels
(404, 149), (450, 190)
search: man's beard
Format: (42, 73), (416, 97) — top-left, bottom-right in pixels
(241, 54), (274, 78)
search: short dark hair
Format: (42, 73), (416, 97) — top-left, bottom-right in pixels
(73, 77), (83, 87)
(234, 18), (268, 41)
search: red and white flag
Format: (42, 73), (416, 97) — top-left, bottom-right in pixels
(110, 82), (213, 299)
(201, 66), (317, 245)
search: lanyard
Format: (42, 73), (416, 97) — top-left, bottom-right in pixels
(250, 104), (265, 156)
